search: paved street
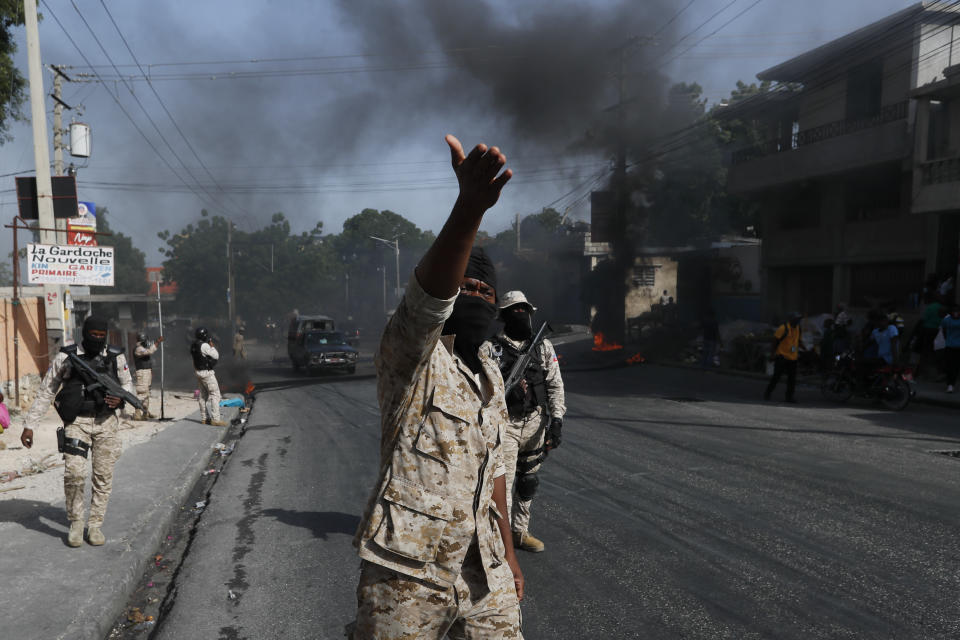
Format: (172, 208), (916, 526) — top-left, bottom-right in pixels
(147, 351), (960, 639)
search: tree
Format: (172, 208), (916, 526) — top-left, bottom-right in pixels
(158, 209), (229, 319)
(0, 2), (26, 143)
(94, 206), (146, 293)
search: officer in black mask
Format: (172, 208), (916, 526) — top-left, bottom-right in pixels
(441, 246), (499, 375)
(489, 290), (566, 553)
(21, 315), (134, 547)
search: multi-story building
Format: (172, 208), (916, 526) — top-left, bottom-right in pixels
(722, 1), (960, 315)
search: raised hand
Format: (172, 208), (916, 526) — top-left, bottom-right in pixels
(445, 134), (512, 213)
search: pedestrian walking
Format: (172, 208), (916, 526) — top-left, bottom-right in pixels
(764, 312), (802, 403)
(19, 316), (134, 547)
(133, 333), (164, 420)
(351, 134), (522, 639)
(489, 290), (566, 554)
(191, 328), (226, 426)
(940, 306), (960, 393)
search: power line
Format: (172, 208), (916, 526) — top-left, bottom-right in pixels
(40, 0), (235, 221)
(67, 0), (244, 222)
(97, 0), (258, 228)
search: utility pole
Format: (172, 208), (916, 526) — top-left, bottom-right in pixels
(24, 0), (64, 356)
(227, 221), (236, 327)
(369, 235), (400, 305)
(51, 67), (72, 246)
(516, 213), (521, 252)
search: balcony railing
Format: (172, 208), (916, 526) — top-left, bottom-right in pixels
(731, 100), (909, 165)
(920, 156), (960, 185)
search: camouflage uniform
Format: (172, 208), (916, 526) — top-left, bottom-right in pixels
(492, 334), (565, 537)
(352, 274), (522, 639)
(24, 345), (133, 528)
(134, 341), (159, 415)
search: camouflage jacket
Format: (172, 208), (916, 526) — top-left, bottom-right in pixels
(24, 345), (134, 430)
(354, 273), (509, 589)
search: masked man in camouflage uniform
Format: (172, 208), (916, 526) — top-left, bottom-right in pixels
(20, 316), (134, 547)
(133, 333), (164, 420)
(351, 135), (523, 639)
(489, 291), (565, 554)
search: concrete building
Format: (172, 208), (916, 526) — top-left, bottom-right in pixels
(722, 2), (960, 316)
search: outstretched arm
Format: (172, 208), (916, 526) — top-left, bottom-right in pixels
(416, 135), (512, 299)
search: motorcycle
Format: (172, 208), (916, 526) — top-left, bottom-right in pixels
(820, 350), (913, 411)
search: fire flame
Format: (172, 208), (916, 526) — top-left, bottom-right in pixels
(245, 381), (256, 395)
(626, 353), (645, 365)
(592, 332), (623, 352)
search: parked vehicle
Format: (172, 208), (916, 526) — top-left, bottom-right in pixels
(287, 314), (335, 362)
(289, 330), (358, 374)
(821, 350), (913, 411)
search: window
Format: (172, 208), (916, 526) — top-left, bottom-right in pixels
(845, 166), (902, 222)
(778, 182), (820, 229)
(928, 99), (951, 160)
(632, 265), (659, 287)
(846, 59), (883, 121)
(850, 262), (924, 308)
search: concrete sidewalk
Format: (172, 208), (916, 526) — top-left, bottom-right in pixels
(0, 405), (242, 640)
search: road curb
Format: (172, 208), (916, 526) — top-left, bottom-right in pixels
(67, 404), (245, 640)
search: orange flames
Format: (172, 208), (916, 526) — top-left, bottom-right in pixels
(245, 381), (256, 395)
(626, 353), (645, 365)
(592, 332), (623, 352)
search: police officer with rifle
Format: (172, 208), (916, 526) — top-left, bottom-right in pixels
(20, 316), (136, 547)
(489, 290), (566, 553)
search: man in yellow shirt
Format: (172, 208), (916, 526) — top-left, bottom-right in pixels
(764, 312), (802, 403)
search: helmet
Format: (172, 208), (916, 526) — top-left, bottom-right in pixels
(137, 333), (149, 344)
(195, 327), (209, 341)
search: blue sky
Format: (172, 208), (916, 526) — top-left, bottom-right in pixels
(0, 0), (925, 265)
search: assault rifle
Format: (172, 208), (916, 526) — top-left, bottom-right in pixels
(503, 322), (551, 395)
(66, 351), (144, 411)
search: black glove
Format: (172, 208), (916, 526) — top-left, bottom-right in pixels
(545, 417), (562, 450)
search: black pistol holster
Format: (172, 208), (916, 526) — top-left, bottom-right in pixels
(56, 427), (65, 453)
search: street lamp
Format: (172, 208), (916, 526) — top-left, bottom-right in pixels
(370, 235), (400, 303)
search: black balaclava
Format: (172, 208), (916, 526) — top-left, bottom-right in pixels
(443, 247), (497, 374)
(82, 316), (109, 355)
(503, 305), (533, 341)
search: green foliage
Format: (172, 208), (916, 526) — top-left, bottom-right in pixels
(0, 1), (25, 143)
(94, 206), (146, 293)
(159, 208), (437, 328)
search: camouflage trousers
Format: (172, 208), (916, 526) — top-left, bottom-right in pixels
(353, 550), (523, 639)
(135, 369), (152, 414)
(64, 412), (121, 528)
(503, 407), (548, 536)
(195, 369), (221, 421)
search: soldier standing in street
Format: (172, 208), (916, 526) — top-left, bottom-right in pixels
(232, 326), (247, 360)
(489, 291), (565, 554)
(351, 135), (522, 639)
(190, 328), (226, 427)
(133, 333), (164, 420)
(19, 316), (134, 547)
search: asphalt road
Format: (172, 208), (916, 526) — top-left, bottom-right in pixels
(149, 349), (960, 639)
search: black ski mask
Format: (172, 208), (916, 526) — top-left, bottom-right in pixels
(443, 247), (497, 374)
(82, 316), (109, 355)
(503, 307), (533, 341)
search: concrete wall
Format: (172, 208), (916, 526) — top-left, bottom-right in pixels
(625, 256), (678, 319)
(728, 120), (910, 193)
(0, 297), (49, 409)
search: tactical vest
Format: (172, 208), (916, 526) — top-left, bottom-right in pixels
(135, 343), (152, 370)
(54, 345), (122, 423)
(191, 340), (217, 370)
(493, 337), (547, 419)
